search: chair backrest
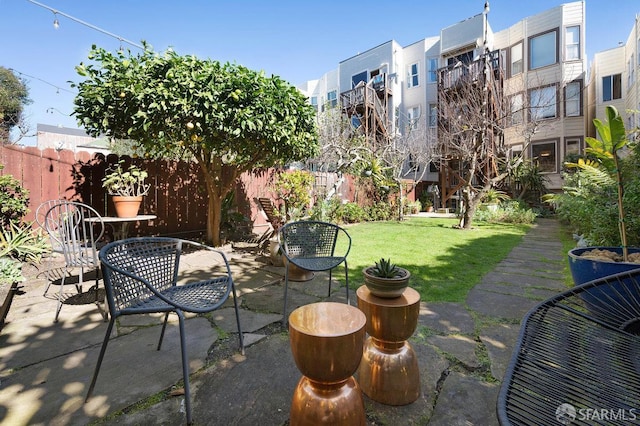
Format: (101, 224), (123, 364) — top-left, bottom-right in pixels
(36, 199), (67, 252)
(44, 201), (105, 268)
(99, 237), (183, 317)
(280, 221), (351, 259)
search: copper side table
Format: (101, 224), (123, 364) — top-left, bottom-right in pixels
(288, 302), (367, 425)
(356, 285), (421, 405)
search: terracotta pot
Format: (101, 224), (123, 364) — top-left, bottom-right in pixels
(363, 266), (410, 298)
(111, 195), (143, 218)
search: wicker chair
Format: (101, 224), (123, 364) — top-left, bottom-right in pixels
(85, 237), (244, 425)
(279, 221), (351, 323)
(42, 201), (105, 322)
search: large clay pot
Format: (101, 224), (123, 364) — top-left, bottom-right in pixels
(111, 195), (142, 218)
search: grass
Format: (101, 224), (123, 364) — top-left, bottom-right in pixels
(336, 216), (531, 303)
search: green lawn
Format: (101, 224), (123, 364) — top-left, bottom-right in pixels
(337, 217), (531, 303)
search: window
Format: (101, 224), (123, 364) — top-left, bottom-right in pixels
(565, 81), (581, 117)
(407, 62), (419, 88)
(565, 26), (580, 60)
(629, 55), (635, 88)
(531, 140), (557, 173)
(530, 86), (557, 120)
(510, 144), (523, 160)
(310, 96), (318, 112)
(602, 74), (622, 101)
(428, 58), (438, 83)
(529, 29), (558, 70)
(407, 106), (420, 130)
(565, 137), (581, 156)
(510, 42), (523, 76)
(428, 104), (437, 127)
(510, 93), (524, 125)
(351, 71), (368, 88)
(327, 90), (337, 108)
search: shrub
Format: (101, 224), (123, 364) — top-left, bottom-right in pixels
(0, 165), (30, 229)
(337, 202), (367, 224)
(474, 200), (536, 224)
(366, 202), (393, 221)
(0, 257), (25, 285)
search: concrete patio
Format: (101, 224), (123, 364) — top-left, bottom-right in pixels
(0, 218), (566, 425)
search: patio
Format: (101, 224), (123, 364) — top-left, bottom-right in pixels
(0, 218), (566, 425)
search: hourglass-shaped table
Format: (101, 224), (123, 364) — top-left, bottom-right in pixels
(356, 285), (421, 405)
(288, 302), (367, 425)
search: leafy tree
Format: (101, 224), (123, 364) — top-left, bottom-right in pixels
(72, 44), (318, 245)
(0, 67), (31, 144)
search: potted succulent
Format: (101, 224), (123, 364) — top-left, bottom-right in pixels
(363, 258), (411, 298)
(102, 160), (151, 218)
(563, 106), (640, 285)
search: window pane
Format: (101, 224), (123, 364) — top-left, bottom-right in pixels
(565, 82), (580, 116)
(531, 87), (556, 120)
(351, 71), (367, 88)
(511, 42), (523, 76)
(565, 26), (580, 60)
(603, 75), (612, 101)
(428, 58), (438, 82)
(429, 104), (437, 127)
(530, 31), (557, 69)
(511, 93), (523, 125)
(613, 74), (621, 99)
(565, 139), (580, 156)
(532, 141), (557, 173)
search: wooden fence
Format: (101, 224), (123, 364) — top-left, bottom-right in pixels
(0, 144), (357, 240)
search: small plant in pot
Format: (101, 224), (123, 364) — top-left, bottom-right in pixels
(363, 258), (411, 298)
(102, 160), (151, 218)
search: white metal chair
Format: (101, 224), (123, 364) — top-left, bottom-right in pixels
(42, 201), (105, 322)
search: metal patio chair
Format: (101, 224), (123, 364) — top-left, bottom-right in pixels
(279, 220), (352, 323)
(86, 237), (245, 425)
(42, 201), (105, 322)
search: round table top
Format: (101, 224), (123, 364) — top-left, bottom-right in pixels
(356, 285), (420, 307)
(289, 302), (366, 337)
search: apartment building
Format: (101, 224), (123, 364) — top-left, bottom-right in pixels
(588, 13), (640, 138)
(300, 1), (588, 207)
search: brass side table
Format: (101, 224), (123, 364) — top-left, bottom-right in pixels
(288, 302), (367, 425)
(356, 285), (421, 405)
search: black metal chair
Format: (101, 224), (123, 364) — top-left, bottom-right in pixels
(497, 268), (640, 425)
(279, 220), (351, 323)
(85, 237), (244, 425)
(42, 201), (105, 322)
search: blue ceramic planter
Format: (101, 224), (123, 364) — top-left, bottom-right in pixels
(568, 246), (640, 285)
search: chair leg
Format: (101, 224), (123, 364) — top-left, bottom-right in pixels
(176, 310), (193, 425)
(344, 260), (350, 305)
(85, 317), (116, 402)
(282, 265), (290, 326)
(231, 284), (245, 355)
(328, 269), (333, 297)
(157, 313), (170, 351)
(54, 271), (67, 323)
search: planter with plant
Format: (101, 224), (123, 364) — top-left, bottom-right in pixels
(362, 258), (411, 298)
(552, 106), (640, 285)
(102, 161), (151, 218)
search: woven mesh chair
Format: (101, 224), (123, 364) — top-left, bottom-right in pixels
(86, 237), (244, 425)
(42, 201), (105, 322)
(498, 268), (640, 425)
(279, 221), (351, 323)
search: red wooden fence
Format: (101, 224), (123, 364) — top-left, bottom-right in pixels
(0, 144), (358, 241)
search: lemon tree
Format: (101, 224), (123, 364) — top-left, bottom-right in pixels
(72, 43), (318, 245)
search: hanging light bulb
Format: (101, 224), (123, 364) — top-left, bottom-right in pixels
(53, 12), (60, 29)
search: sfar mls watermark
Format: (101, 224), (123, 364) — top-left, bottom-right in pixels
(556, 403), (638, 424)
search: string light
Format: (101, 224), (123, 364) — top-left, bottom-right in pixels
(27, 0), (144, 50)
(8, 68), (76, 95)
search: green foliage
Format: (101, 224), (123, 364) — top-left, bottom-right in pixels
(0, 257), (25, 285)
(0, 165), (30, 229)
(337, 202), (367, 223)
(0, 67), (31, 141)
(72, 43), (318, 245)
(474, 200), (537, 224)
(102, 160), (150, 196)
(274, 170), (315, 221)
(549, 106), (638, 256)
(481, 188), (510, 204)
(0, 222), (50, 263)
(371, 258), (401, 278)
(365, 202), (393, 221)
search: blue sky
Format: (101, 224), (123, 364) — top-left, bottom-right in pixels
(2, 0), (639, 145)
